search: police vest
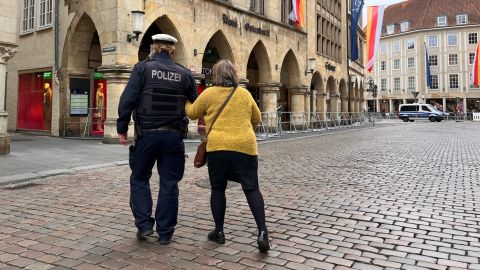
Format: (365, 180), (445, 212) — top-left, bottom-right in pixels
(136, 59), (187, 129)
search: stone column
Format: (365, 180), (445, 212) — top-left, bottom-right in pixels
(463, 98), (467, 113)
(187, 73), (204, 139)
(442, 98), (447, 112)
(258, 83), (281, 130)
(316, 93), (327, 120)
(341, 97), (348, 113)
(290, 86), (308, 128)
(375, 99), (380, 112)
(0, 47), (17, 155)
(98, 65), (133, 144)
(304, 90), (311, 123)
(389, 99), (394, 113)
(330, 94), (339, 113)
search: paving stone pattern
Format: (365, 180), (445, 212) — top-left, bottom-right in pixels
(1, 122), (480, 269)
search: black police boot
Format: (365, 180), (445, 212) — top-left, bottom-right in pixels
(207, 230), (225, 244)
(136, 229), (153, 241)
(158, 236), (172, 245)
(257, 231), (270, 253)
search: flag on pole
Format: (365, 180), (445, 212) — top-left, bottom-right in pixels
(350, 0), (365, 61)
(425, 43), (432, 88)
(366, 6), (385, 73)
(289, 0), (305, 27)
(472, 42), (480, 86)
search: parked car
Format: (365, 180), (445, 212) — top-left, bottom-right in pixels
(399, 104), (444, 122)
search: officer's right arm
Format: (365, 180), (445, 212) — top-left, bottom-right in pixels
(185, 92), (207, 120)
(117, 63), (145, 135)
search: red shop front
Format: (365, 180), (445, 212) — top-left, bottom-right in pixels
(17, 71), (53, 131)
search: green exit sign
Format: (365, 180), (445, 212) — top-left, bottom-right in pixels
(43, 71), (52, 80)
(94, 72), (104, 80)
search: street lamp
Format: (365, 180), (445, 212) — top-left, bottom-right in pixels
(365, 78), (378, 112)
(127, 10), (145, 42)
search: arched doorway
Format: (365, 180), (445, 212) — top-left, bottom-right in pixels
(138, 16), (186, 65)
(246, 41), (271, 109)
(339, 79), (347, 113)
(279, 50), (301, 129)
(279, 50), (300, 112)
(310, 72), (324, 124)
(61, 13), (104, 137)
(326, 76), (337, 113)
(201, 31), (234, 87)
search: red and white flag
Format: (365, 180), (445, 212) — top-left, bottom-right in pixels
(366, 6), (385, 73)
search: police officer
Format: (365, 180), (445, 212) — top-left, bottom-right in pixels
(117, 34), (197, 245)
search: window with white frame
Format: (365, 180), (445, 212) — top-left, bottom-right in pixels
(392, 40), (401, 52)
(380, 61), (387, 71)
(387, 24), (395, 35)
(381, 79), (387, 91)
(38, 0), (53, 29)
(394, 77), (401, 91)
(407, 39), (415, 50)
(437, 16), (447, 27)
(408, 76), (416, 90)
(407, 57), (415, 68)
(456, 14), (468, 25)
(21, 0), (35, 33)
(393, 59), (400, 70)
(469, 53), (476, 65)
(430, 75), (439, 90)
(447, 34), (458, 46)
(428, 36), (438, 47)
(380, 42), (387, 54)
(468, 33), (478, 45)
(429, 55), (438, 66)
(400, 21), (409, 32)
(448, 54), (458, 65)
(449, 74), (459, 89)
(21, 0), (54, 33)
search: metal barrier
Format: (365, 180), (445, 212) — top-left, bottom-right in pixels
(256, 111), (373, 140)
(63, 108), (105, 139)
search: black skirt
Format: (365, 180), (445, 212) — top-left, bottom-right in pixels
(207, 151), (259, 191)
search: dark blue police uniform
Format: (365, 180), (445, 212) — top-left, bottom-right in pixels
(117, 51), (197, 242)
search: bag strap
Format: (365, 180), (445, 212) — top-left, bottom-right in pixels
(206, 86), (238, 138)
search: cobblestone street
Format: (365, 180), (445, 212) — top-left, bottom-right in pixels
(1, 122), (480, 270)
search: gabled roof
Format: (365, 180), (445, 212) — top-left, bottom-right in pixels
(381, 0), (480, 36)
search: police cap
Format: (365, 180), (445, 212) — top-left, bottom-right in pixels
(152, 34), (178, 45)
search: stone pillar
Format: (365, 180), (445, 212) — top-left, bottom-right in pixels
(0, 47), (17, 155)
(290, 86), (308, 128)
(389, 99), (393, 113)
(442, 98), (447, 112)
(463, 98), (467, 113)
(98, 65), (133, 144)
(341, 98), (348, 113)
(239, 78), (249, 88)
(258, 83), (281, 130)
(330, 94), (339, 113)
(304, 90), (311, 123)
(316, 93), (327, 120)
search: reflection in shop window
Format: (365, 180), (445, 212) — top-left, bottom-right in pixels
(18, 72), (52, 131)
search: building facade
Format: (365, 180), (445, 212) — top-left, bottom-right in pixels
(6, 0), (365, 142)
(366, 0), (480, 114)
(0, 0), (18, 154)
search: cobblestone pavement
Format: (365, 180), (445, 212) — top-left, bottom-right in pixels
(1, 122), (480, 270)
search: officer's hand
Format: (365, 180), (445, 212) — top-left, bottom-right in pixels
(118, 133), (128, 145)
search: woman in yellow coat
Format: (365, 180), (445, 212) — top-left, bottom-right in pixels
(186, 60), (270, 252)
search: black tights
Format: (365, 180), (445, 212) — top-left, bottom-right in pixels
(211, 188), (267, 233)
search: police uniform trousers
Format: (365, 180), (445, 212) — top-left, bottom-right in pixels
(129, 129), (185, 240)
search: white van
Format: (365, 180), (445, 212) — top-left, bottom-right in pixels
(399, 103), (444, 122)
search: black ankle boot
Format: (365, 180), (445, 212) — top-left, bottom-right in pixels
(208, 230), (225, 244)
(257, 231), (270, 252)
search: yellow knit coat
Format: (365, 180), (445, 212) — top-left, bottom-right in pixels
(185, 86), (261, 156)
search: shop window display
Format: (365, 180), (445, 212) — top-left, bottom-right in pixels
(92, 79), (107, 136)
(18, 72), (52, 131)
